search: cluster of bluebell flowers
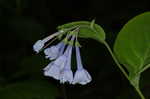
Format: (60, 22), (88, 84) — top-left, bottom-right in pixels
(33, 29), (92, 85)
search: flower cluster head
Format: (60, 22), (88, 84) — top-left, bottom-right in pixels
(33, 28), (92, 85)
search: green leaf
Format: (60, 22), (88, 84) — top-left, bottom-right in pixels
(114, 12), (150, 87)
(0, 80), (58, 99)
(57, 21), (106, 42)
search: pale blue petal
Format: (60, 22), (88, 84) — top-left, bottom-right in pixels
(33, 40), (45, 53)
(43, 54), (68, 80)
(44, 42), (65, 60)
(73, 68), (92, 85)
(44, 62), (60, 80)
(60, 69), (73, 84)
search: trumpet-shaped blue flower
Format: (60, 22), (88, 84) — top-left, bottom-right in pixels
(43, 35), (75, 80)
(60, 45), (73, 84)
(73, 46), (92, 85)
(44, 62), (61, 80)
(44, 42), (65, 60)
(43, 54), (68, 80)
(33, 31), (63, 53)
(73, 68), (92, 85)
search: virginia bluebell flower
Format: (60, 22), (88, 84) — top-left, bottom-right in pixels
(59, 45), (73, 84)
(43, 52), (68, 80)
(59, 36), (75, 84)
(73, 46), (92, 85)
(44, 42), (65, 60)
(43, 36), (75, 80)
(33, 31), (64, 53)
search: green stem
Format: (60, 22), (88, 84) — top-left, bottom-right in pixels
(103, 41), (145, 99)
(135, 87), (145, 99)
(103, 41), (129, 80)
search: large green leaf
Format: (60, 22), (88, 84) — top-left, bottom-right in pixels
(114, 12), (150, 87)
(57, 21), (106, 42)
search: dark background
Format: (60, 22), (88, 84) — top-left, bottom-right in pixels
(0, 0), (150, 99)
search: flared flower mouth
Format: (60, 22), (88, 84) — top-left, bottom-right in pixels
(33, 28), (92, 85)
(72, 46), (92, 85)
(44, 42), (65, 60)
(72, 68), (92, 85)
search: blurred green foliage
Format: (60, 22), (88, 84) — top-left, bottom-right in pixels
(0, 80), (58, 99)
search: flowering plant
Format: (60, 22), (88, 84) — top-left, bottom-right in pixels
(33, 27), (92, 85)
(33, 12), (150, 99)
